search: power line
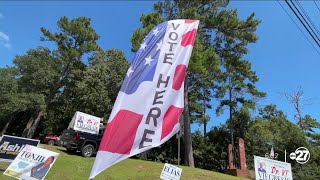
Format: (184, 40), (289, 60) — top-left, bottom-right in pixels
(285, 0), (320, 48)
(277, 1), (320, 56)
(296, 1), (320, 39)
(288, 0), (320, 45)
(313, 0), (320, 13)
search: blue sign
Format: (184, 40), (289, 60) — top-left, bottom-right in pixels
(0, 135), (39, 161)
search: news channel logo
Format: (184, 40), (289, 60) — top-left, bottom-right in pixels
(289, 147), (310, 164)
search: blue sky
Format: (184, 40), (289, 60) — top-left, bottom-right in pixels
(0, 1), (319, 131)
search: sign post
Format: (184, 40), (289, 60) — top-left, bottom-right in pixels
(285, 150), (287, 163)
(177, 135), (180, 166)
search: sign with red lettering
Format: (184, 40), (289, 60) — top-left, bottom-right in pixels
(254, 156), (292, 180)
(90, 19), (199, 179)
(68, 111), (101, 135)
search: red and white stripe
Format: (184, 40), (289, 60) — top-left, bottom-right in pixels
(89, 19), (199, 179)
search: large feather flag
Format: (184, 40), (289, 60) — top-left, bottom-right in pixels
(89, 19), (199, 179)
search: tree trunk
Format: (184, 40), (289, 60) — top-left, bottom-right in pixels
(203, 94), (207, 137)
(228, 74), (234, 146)
(228, 83), (236, 169)
(0, 117), (14, 136)
(22, 115), (35, 137)
(183, 77), (195, 167)
(26, 110), (44, 138)
(138, 151), (148, 160)
(229, 86), (234, 146)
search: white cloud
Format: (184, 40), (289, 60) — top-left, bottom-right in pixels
(0, 13), (3, 19)
(0, 32), (11, 48)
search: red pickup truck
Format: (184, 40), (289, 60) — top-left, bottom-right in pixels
(44, 135), (60, 146)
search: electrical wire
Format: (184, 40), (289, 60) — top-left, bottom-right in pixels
(296, 1), (320, 38)
(289, 0), (320, 44)
(277, 0), (320, 56)
(285, 0), (320, 48)
(313, 0), (320, 13)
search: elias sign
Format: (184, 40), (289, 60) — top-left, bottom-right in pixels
(160, 163), (182, 180)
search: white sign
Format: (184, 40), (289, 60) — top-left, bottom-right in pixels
(68, 111), (101, 134)
(254, 156), (292, 180)
(3, 145), (59, 180)
(160, 163), (182, 180)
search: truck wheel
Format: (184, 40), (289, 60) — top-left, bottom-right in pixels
(48, 140), (55, 146)
(82, 144), (94, 157)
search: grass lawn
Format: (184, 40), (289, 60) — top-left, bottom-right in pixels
(0, 144), (249, 180)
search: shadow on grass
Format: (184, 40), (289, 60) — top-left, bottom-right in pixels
(47, 144), (97, 158)
(58, 148), (98, 158)
(56, 148), (81, 156)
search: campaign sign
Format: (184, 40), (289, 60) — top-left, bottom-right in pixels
(160, 163), (182, 180)
(0, 135), (39, 162)
(68, 111), (101, 135)
(254, 156), (293, 180)
(4, 145), (59, 180)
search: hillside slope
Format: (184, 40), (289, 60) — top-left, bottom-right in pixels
(0, 145), (249, 180)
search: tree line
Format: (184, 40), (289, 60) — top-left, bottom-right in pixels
(0, 17), (129, 138)
(0, 0), (319, 179)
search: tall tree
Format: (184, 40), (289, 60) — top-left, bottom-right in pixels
(41, 49), (130, 134)
(15, 16), (101, 138)
(0, 67), (20, 135)
(132, 0), (264, 167)
(284, 88), (304, 129)
(301, 115), (320, 145)
(214, 12), (266, 145)
(189, 72), (216, 137)
(284, 88), (320, 143)
(132, 1), (225, 167)
(13, 47), (58, 137)
(228, 107), (251, 139)
(258, 104), (287, 120)
(40, 16), (101, 101)
(75, 49), (130, 118)
(0, 67), (45, 136)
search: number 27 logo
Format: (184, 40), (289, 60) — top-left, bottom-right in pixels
(289, 147), (310, 164)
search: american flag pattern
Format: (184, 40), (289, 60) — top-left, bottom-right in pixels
(90, 19), (199, 179)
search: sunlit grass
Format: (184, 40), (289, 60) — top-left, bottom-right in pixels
(0, 144), (249, 180)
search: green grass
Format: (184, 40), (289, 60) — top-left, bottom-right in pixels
(0, 145), (249, 180)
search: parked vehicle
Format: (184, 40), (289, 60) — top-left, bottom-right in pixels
(59, 126), (104, 157)
(44, 135), (60, 146)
